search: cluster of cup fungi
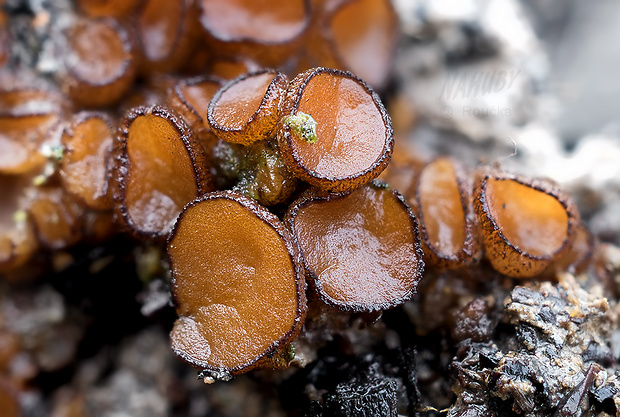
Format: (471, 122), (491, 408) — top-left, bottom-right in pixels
(0, 0), (595, 400)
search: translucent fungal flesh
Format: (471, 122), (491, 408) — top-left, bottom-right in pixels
(67, 19), (130, 84)
(279, 69), (392, 192)
(139, 0), (184, 63)
(208, 71), (286, 145)
(137, 0), (198, 73)
(0, 90), (63, 117)
(486, 179), (568, 257)
(28, 187), (83, 250)
(169, 193), (304, 371)
(418, 158), (466, 258)
(65, 18), (135, 107)
(60, 114), (114, 211)
(208, 56), (260, 80)
(554, 221), (593, 273)
(120, 110), (204, 238)
(169, 77), (223, 155)
(329, 0), (396, 89)
(177, 80), (222, 129)
(199, 0), (307, 44)
(210, 72), (274, 129)
(290, 185), (422, 311)
(0, 114), (56, 174)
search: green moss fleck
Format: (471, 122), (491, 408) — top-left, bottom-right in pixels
(283, 112), (317, 144)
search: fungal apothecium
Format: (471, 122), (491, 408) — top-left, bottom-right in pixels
(286, 183), (423, 312)
(60, 112), (115, 211)
(475, 172), (577, 278)
(63, 17), (136, 108)
(410, 157), (480, 268)
(278, 67), (393, 193)
(165, 66), (423, 376)
(113, 105), (212, 240)
(168, 191), (306, 375)
(0, 0), (595, 392)
(208, 70), (287, 145)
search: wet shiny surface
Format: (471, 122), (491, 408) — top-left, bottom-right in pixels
(487, 178), (568, 257)
(418, 158), (466, 257)
(139, 0), (183, 61)
(330, 0), (395, 89)
(211, 72), (274, 129)
(169, 197), (298, 369)
(294, 73), (387, 179)
(69, 20), (128, 82)
(61, 116), (113, 210)
(125, 113), (197, 235)
(200, 0), (306, 43)
(293, 185), (420, 310)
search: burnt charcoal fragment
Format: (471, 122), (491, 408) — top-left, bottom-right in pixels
(448, 275), (617, 416)
(450, 298), (497, 342)
(398, 347), (423, 417)
(551, 364), (598, 417)
(583, 341), (614, 366)
(538, 306), (556, 324)
(591, 382), (619, 415)
(324, 377), (398, 417)
(305, 401), (324, 417)
(453, 403), (496, 417)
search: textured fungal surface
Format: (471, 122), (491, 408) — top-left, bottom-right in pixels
(476, 174), (575, 278)
(278, 68), (393, 192)
(63, 17), (135, 107)
(0, 1), (618, 416)
(114, 106), (211, 239)
(199, 0), (308, 44)
(208, 70), (287, 145)
(60, 113), (114, 211)
(168, 192), (306, 374)
(287, 184), (423, 311)
(413, 157), (479, 267)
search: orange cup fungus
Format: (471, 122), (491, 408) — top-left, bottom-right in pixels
(0, 89), (62, 175)
(28, 186), (84, 251)
(0, 173), (39, 274)
(63, 18), (136, 108)
(300, 0), (398, 91)
(198, 0), (310, 67)
(412, 158), (480, 268)
(0, 0), (599, 385)
(76, 0), (141, 18)
(327, 0), (398, 90)
(208, 70), (288, 145)
(278, 68), (393, 193)
(554, 221), (595, 275)
(475, 173), (576, 278)
(286, 183), (424, 312)
(113, 105), (212, 240)
(0, 114), (57, 175)
(167, 76), (223, 155)
(136, 0), (199, 74)
(207, 56), (261, 81)
(168, 191), (306, 376)
(59, 112), (115, 211)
